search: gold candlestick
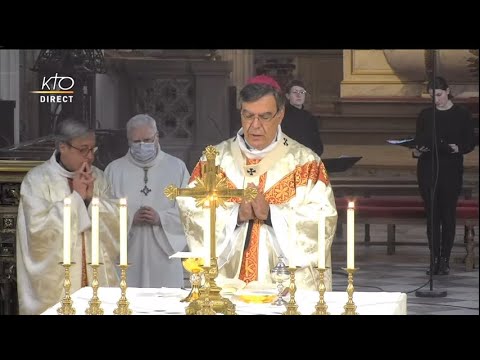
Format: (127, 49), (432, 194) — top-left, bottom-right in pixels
(113, 264), (132, 315)
(85, 263), (104, 315)
(283, 267), (301, 315)
(57, 262), (76, 315)
(312, 267), (330, 315)
(342, 267), (359, 315)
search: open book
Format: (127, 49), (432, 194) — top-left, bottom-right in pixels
(386, 138), (416, 148)
(322, 156), (362, 173)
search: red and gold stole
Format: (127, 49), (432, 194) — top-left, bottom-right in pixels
(238, 159), (266, 283)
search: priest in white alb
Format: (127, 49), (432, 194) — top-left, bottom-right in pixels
(177, 75), (338, 291)
(105, 114), (190, 288)
(16, 119), (120, 315)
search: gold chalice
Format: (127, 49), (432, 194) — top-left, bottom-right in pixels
(181, 257), (205, 302)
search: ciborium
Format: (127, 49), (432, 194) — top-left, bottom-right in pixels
(270, 256), (290, 306)
(181, 257), (204, 302)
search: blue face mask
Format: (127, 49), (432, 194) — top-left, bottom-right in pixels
(130, 142), (157, 162)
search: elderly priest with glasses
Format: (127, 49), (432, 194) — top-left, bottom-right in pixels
(16, 118), (120, 315)
(177, 75), (337, 291)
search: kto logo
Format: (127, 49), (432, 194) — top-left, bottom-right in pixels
(30, 73), (75, 103)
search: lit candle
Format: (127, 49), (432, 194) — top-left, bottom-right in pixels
(203, 205), (211, 267)
(289, 214), (296, 268)
(347, 201), (355, 269)
(91, 197), (99, 265)
(318, 206), (325, 269)
(63, 197), (71, 265)
(119, 198), (128, 266)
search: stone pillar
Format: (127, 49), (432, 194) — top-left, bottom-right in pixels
(19, 50), (40, 142)
(340, 50), (416, 98)
(95, 72), (121, 129)
(384, 49), (479, 98)
(189, 60), (232, 170)
(217, 50), (254, 91)
(341, 50), (479, 98)
(0, 50), (20, 144)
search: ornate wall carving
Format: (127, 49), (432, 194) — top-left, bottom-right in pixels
(134, 78), (194, 141)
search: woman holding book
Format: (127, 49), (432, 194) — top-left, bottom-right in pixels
(415, 76), (475, 275)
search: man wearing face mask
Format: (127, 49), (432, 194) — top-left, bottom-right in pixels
(105, 114), (190, 288)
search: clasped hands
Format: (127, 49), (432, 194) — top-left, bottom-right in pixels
(133, 206), (161, 226)
(72, 162), (95, 201)
(237, 183), (269, 224)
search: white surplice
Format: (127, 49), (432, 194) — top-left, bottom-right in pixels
(16, 152), (120, 315)
(104, 146), (189, 288)
(177, 127), (338, 291)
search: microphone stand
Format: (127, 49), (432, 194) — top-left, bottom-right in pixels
(416, 50), (447, 298)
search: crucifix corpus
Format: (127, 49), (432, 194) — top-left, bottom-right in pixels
(164, 145), (257, 315)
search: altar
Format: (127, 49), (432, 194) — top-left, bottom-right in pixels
(42, 287), (407, 315)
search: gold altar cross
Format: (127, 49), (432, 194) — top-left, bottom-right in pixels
(164, 145), (257, 263)
(164, 145), (257, 314)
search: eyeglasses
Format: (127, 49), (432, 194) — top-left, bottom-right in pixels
(67, 142), (98, 157)
(240, 109), (279, 123)
(130, 134), (157, 144)
(291, 90), (307, 95)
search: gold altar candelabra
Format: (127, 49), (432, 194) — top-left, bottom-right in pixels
(85, 263), (104, 315)
(283, 267), (301, 315)
(312, 267), (330, 315)
(57, 262), (76, 315)
(165, 145), (257, 315)
(113, 264), (132, 315)
(342, 267), (359, 315)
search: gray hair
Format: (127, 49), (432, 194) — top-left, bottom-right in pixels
(55, 118), (93, 150)
(126, 114), (158, 141)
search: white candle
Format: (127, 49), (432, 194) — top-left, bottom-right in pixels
(91, 197), (99, 265)
(63, 197), (71, 265)
(289, 214), (296, 268)
(318, 206), (325, 269)
(203, 206), (211, 267)
(347, 201), (355, 269)
(119, 198), (128, 265)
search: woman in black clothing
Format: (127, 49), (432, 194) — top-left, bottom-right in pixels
(415, 76), (475, 275)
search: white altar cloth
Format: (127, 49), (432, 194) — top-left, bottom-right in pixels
(42, 287), (407, 315)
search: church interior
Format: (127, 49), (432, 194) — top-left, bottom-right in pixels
(0, 49), (478, 315)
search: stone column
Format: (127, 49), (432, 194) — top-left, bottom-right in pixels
(0, 50), (20, 144)
(341, 50), (478, 98)
(19, 50), (40, 141)
(217, 50), (254, 91)
(189, 60), (232, 170)
(95, 73), (121, 129)
(340, 50), (416, 98)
